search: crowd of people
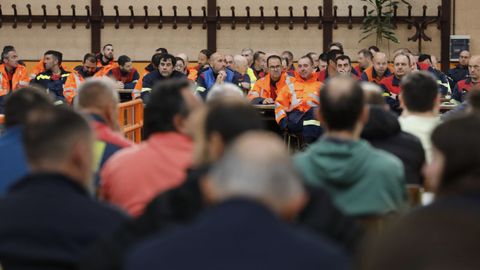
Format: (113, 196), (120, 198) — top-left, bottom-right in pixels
(0, 40), (480, 269)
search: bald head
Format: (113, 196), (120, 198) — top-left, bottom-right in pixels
(206, 131), (305, 215)
(320, 76), (367, 132)
(209, 52), (226, 73)
(468, 55), (480, 81)
(373, 52), (388, 77)
(233, 54), (248, 74)
(176, 53), (189, 64)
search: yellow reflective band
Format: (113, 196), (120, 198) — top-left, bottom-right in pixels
(382, 92), (390, 97)
(92, 140), (107, 173)
(36, 75), (51, 80)
(303, 120), (321, 126)
(61, 73), (70, 77)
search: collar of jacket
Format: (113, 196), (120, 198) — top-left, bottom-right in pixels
(9, 172), (89, 196)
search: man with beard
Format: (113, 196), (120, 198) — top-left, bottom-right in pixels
(31, 50), (71, 104)
(63, 53), (101, 104)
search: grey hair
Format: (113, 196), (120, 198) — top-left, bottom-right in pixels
(74, 77), (119, 109)
(207, 132), (305, 212)
(206, 83), (245, 102)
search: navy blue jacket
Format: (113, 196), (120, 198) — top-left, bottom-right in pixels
(141, 70), (186, 103)
(30, 68), (71, 103)
(447, 64), (469, 86)
(195, 68), (241, 100)
(0, 126), (28, 195)
(0, 173), (128, 270)
(126, 199), (349, 270)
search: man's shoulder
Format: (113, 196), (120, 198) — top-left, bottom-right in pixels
(366, 143), (404, 171)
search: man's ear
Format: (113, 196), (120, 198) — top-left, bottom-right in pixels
(399, 93), (405, 110)
(359, 105), (370, 125)
(281, 192), (308, 221)
(198, 176), (217, 206)
(207, 132), (224, 163)
(173, 115), (187, 134)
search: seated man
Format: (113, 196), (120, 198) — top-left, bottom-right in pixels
(63, 53), (101, 104)
(452, 55), (480, 102)
(379, 52), (413, 112)
(336, 55), (358, 79)
(232, 55), (252, 93)
(0, 88), (53, 195)
(101, 78), (199, 217)
(317, 50), (343, 82)
(125, 132), (349, 270)
(448, 49), (470, 86)
(354, 49), (373, 77)
(251, 51), (266, 79)
(31, 50), (71, 104)
(0, 47), (29, 113)
(74, 78), (134, 188)
(361, 52), (393, 84)
(276, 55), (323, 143)
(248, 55), (294, 105)
(132, 53), (162, 99)
(107, 55), (139, 102)
(294, 76), (406, 216)
(0, 106), (127, 270)
(399, 72), (441, 164)
(141, 53), (186, 103)
(195, 52), (241, 100)
(95, 43), (117, 77)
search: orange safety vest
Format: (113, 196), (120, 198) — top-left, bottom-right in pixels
(274, 73), (322, 123)
(247, 72), (292, 101)
(63, 68), (102, 104)
(0, 64), (30, 96)
(132, 70), (150, 99)
(362, 66), (394, 84)
(30, 59), (69, 79)
(187, 68), (198, 82)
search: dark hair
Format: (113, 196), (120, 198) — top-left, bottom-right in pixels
(83, 53), (97, 63)
(200, 49), (213, 59)
(253, 51), (265, 62)
(156, 48), (168, 54)
(368, 46), (380, 53)
(267, 55), (282, 66)
(151, 53), (163, 67)
(206, 101), (264, 145)
(175, 57), (185, 66)
(400, 71), (438, 112)
(418, 54), (432, 63)
(282, 51), (294, 61)
(358, 49), (373, 60)
(326, 50), (343, 63)
(1, 46), (15, 60)
(144, 78), (191, 138)
(117, 55), (131, 67)
(22, 106), (91, 165)
(4, 87), (53, 128)
(393, 52), (411, 65)
(320, 77), (365, 131)
(328, 42), (344, 53)
(102, 44), (113, 50)
(44, 50), (63, 65)
(306, 52), (319, 61)
(299, 55), (314, 65)
(335, 55), (351, 65)
(158, 53), (177, 67)
(468, 85), (480, 112)
(431, 114), (480, 195)
(319, 52), (329, 62)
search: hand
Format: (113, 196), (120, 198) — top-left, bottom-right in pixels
(262, 98), (274, 104)
(116, 81), (125, 89)
(240, 82), (250, 90)
(216, 71), (226, 84)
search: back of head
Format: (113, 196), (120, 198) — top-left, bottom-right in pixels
(320, 76), (365, 131)
(206, 83), (244, 102)
(23, 106), (92, 179)
(4, 87), (53, 128)
(207, 132), (304, 214)
(468, 85), (480, 113)
(400, 71), (438, 113)
(200, 49), (213, 59)
(431, 114), (480, 195)
(75, 77), (119, 110)
(205, 99), (264, 145)
(144, 78), (191, 138)
(83, 53), (97, 64)
(361, 82), (386, 107)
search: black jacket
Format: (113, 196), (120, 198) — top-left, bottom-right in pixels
(30, 68), (71, 103)
(79, 167), (361, 270)
(125, 199), (350, 270)
(361, 106), (426, 185)
(140, 70), (186, 103)
(0, 173), (128, 270)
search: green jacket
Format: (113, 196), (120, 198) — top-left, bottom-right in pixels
(294, 138), (406, 216)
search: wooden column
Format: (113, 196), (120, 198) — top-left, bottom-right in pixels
(207, 0), (217, 52)
(441, 0), (452, 73)
(91, 0), (101, 53)
(323, 0), (333, 52)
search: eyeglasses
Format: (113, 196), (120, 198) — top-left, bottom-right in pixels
(269, 66), (282, 70)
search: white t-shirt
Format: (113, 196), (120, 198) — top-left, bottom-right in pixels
(399, 115), (441, 163)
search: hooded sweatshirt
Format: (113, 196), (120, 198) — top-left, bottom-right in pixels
(294, 138), (406, 216)
(361, 106), (426, 185)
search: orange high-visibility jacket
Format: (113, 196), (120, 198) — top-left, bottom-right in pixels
(30, 59), (69, 80)
(274, 73), (322, 124)
(0, 64), (29, 97)
(187, 68), (198, 82)
(63, 68), (102, 104)
(247, 72), (292, 101)
(361, 66), (394, 84)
